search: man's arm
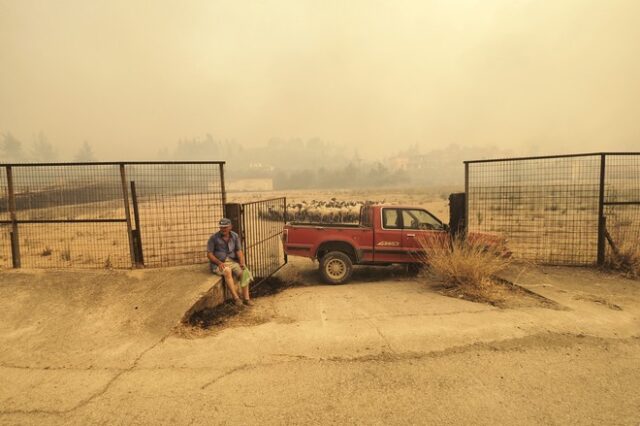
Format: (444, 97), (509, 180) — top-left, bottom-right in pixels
(207, 236), (227, 270)
(207, 251), (226, 269)
(236, 250), (246, 269)
(233, 233), (246, 269)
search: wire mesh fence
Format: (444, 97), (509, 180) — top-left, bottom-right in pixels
(465, 153), (640, 265)
(0, 171), (11, 269)
(604, 154), (640, 263)
(0, 162), (225, 269)
(126, 163), (225, 267)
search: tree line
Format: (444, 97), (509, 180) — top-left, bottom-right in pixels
(1, 132), (95, 163)
(1, 130), (512, 189)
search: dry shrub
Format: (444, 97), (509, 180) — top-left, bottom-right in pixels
(415, 234), (512, 294)
(60, 245), (72, 261)
(605, 227), (640, 278)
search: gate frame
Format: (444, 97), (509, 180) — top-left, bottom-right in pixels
(464, 152), (640, 266)
(224, 197), (288, 289)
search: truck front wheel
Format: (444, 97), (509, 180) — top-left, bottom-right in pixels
(319, 251), (353, 284)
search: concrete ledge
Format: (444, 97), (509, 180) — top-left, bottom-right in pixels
(0, 265), (223, 369)
(181, 276), (226, 323)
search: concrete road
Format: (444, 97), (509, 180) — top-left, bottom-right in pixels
(0, 264), (639, 425)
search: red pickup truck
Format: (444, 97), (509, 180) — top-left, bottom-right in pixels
(283, 204), (454, 284)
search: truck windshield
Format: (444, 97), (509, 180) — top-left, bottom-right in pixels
(402, 209), (444, 230)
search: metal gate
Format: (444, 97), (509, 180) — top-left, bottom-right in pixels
(226, 197), (287, 284)
(125, 163), (226, 267)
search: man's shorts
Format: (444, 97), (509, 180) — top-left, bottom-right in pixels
(211, 259), (243, 279)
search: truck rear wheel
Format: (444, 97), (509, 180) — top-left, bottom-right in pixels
(319, 251), (353, 284)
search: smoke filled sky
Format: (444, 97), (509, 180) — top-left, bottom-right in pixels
(1, 0), (639, 160)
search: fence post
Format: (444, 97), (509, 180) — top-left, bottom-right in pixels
(448, 192), (466, 238)
(6, 166), (21, 268)
(225, 203), (244, 244)
(283, 197), (288, 264)
(130, 181), (144, 266)
(597, 154), (606, 265)
(464, 162), (469, 240)
(219, 163), (227, 208)
(119, 164), (137, 267)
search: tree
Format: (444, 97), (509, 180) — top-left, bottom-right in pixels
(74, 141), (96, 162)
(1, 132), (25, 162)
(30, 132), (58, 162)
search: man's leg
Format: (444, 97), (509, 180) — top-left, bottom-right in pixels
(228, 262), (253, 305)
(223, 268), (242, 305)
(241, 284), (252, 305)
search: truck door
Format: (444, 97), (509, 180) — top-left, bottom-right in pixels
(373, 208), (408, 263)
(400, 208), (448, 262)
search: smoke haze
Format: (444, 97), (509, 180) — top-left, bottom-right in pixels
(1, 0), (639, 162)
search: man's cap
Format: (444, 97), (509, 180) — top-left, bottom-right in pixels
(219, 218), (232, 227)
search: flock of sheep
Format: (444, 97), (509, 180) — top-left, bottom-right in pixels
(259, 198), (383, 224)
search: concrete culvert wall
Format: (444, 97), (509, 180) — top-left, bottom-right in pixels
(0, 265), (221, 368)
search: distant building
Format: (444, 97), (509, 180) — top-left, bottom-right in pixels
(248, 162), (275, 172)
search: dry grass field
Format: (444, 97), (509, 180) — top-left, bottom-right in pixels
(0, 193), (224, 270)
(2, 184), (637, 277)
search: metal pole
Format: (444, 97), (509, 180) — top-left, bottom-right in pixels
(6, 166), (20, 268)
(242, 203), (248, 271)
(219, 163), (227, 214)
(283, 197), (288, 264)
(130, 181), (144, 266)
(283, 196), (288, 223)
(596, 154), (606, 265)
(464, 162), (469, 240)
(119, 164), (137, 267)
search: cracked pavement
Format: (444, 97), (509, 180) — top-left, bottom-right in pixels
(1, 264), (639, 425)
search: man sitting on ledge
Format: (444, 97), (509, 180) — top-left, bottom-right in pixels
(207, 218), (253, 306)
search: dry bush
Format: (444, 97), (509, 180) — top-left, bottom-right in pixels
(415, 234), (512, 293)
(605, 227), (640, 278)
(60, 245), (72, 261)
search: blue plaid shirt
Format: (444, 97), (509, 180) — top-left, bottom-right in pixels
(207, 231), (242, 263)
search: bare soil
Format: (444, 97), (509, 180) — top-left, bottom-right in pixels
(429, 275), (564, 309)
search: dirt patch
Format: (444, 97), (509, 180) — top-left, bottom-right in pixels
(250, 276), (298, 298)
(178, 276), (297, 336)
(176, 301), (272, 338)
(574, 293), (623, 311)
(430, 276), (563, 309)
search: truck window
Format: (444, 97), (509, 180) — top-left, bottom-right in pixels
(360, 205), (373, 227)
(382, 208), (401, 229)
(402, 209), (443, 230)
